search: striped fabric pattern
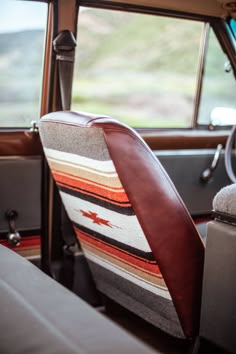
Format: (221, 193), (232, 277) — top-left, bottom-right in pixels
(40, 122), (184, 338)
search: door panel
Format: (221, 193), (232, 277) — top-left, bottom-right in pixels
(140, 130), (228, 150)
(0, 131), (43, 156)
(0, 157), (41, 232)
(141, 130), (230, 216)
(157, 150), (230, 215)
(0, 132), (42, 258)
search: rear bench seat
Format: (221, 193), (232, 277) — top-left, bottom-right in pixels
(0, 245), (155, 354)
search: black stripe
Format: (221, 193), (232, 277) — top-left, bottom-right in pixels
(73, 223), (156, 262)
(59, 185), (135, 215)
(58, 180), (131, 207)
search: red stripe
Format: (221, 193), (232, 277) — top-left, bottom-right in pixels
(75, 228), (163, 278)
(56, 180), (132, 208)
(0, 235), (41, 250)
(53, 168), (123, 191)
(53, 172), (129, 203)
(75, 227), (155, 264)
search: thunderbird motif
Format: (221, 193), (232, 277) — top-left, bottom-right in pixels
(80, 210), (113, 227)
(79, 210), (121, 229)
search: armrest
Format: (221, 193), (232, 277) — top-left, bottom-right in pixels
(212, 183), (236, 224)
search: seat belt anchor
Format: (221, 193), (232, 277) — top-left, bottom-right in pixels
(53, 30), (77, 111)
(53, 30), (77, 56)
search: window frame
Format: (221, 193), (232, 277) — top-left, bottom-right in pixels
(195, 19), (236, 131)
(74, 2), (236, 131)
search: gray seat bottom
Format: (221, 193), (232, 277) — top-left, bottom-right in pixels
(0, 245), (155, 354)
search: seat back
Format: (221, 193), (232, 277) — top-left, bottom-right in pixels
(39, 111), (205, 339)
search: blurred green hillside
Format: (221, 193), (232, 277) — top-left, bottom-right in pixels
(0, 30), (44, 99)
(76, 10), (201, 74)
(0, 30), (44, 126)
(72, 9), (203, 127)
(73, 8), (235, 127)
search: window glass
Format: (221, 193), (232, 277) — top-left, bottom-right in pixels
(0, 1), (47, 127)
(72, 8), (203, 128)
(228, 18), (236, 40)
(198, 29), (236, 126)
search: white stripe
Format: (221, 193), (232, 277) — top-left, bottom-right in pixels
(60, 192), (152, 252)
(55, 170), (124, 193)
(44, 147), (116, 174)
(85, 250), (171, 300)
(48, 156), (118, 178)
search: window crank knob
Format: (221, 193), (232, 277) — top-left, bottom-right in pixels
(7, 232), (21, 247)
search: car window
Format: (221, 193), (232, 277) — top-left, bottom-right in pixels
(0, 1), (47, 128)
(72, 7), (203, 128)
(197, 28), (236, 127)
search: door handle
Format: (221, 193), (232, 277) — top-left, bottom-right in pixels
(5, 210), (21, 247)
(200, 144), (223, 183)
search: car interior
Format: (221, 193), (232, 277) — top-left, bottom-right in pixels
(1, 0), (236, 353)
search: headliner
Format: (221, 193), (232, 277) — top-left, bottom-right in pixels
(95, 0), (235, 18)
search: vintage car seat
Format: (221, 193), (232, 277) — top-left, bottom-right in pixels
(39, 111), (205, 339)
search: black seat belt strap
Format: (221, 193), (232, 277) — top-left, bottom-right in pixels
(60, 207), (79, 247)
(53, 30), (77, 110)
(59, 198), (80, 290)
(53, 29), (78, 249)
(53, 30), (78, 289)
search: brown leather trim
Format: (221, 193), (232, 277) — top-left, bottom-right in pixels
(101, 123), (205, 338)
(139, 130), (228, 150)
(0, 131), (43, 156)
(102, 123), (205, 338)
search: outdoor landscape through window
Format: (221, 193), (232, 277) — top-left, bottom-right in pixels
(72, 8), (203, 128)
(0, 1), (47, 127)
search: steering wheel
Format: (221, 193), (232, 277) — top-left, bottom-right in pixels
(225, 125), (236, 183)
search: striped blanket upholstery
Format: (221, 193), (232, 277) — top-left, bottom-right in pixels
(39, 111), (205, 339)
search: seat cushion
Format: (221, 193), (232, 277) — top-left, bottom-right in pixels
(0, 245), (155, 354)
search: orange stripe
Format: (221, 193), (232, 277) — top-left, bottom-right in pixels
(53, 168), (123, 191)
(56, 181), (132, 208)
(82, 240), (166, 289)
(75, 227), (155, 264)
(76, 228), (163, 278)
(53, 172), (129, 203)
